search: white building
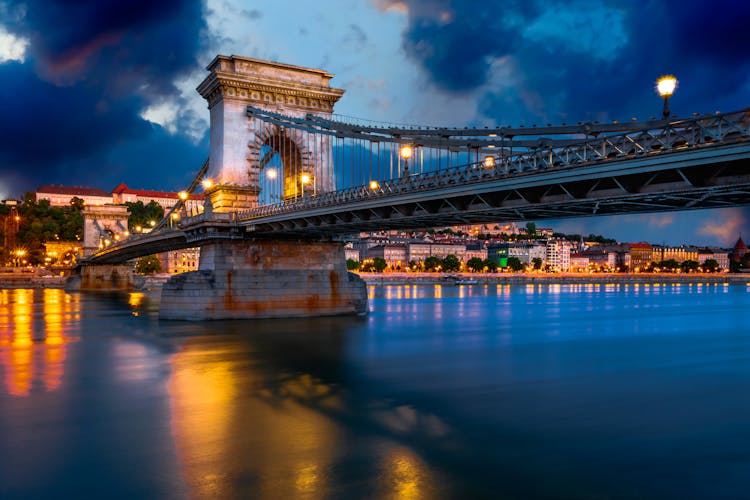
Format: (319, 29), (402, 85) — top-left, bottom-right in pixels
(546, 239), (572, 271)
(508, 242), (547, 265)
(36, 183), (205, 213)
(36, 185), (112, 206)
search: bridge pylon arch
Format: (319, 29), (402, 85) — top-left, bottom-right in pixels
(196, 55), (343, 212)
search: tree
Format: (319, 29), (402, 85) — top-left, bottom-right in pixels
(424, 256), (441, 271)
(660, 259), (680, 272)
(680, 260), (700, 273)
(532, 257), (543, 270)
(135, 255), (162, 274)
(483, 259), (498, 272)
(69, 196), (85, 211)
(702, 259), (720, 273)
(15, 196), (84, 264)
(466, 257), (484, 272)
(525, 222), (537, 236)
(346, 258), (360, 271)
(372, 257), (387, 272)
(507, 256), (525, 272)
(442, 254), (460, 271)
(126, 200), (164, 231)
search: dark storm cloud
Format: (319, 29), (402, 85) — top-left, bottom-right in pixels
(0, 0), (206, 194)
(13, 0), (205, 94)
(386, 0), (750, 122)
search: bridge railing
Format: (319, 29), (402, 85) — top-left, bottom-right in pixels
(238, 108), (749, 220)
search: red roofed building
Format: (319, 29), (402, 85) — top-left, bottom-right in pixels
(37, 183), (205, 213)
(37, 185), (112, 206)
(111, 183), (204, 213)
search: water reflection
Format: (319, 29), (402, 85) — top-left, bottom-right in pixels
(0, 288), (78, 396)
(167, 322), (347, 498)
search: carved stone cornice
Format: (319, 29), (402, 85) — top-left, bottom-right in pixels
(197, 55), (345, 112)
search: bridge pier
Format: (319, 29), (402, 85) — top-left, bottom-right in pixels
(159, 239), (368, 320)
(66, 264), (140, 291)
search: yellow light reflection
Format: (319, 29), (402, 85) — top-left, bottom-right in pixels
(382, 447), (431, 500)
(0, 289), (76, 397)
(168, 343), (339, 499)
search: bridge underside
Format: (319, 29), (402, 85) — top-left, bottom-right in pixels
(243, 152), (750, 236)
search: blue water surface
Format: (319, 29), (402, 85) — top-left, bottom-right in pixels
(0, 282), (749, 499)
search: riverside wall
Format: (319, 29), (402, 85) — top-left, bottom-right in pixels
(357, 272), (750, 286)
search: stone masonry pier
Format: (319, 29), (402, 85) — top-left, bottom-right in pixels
(159, 240), (367, 320)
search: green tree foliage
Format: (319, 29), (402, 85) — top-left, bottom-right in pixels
(525, 222), (536, 236)
(506, 256), (525, 272)
(483, 259), (498, 272)
(442, 254), (460, 271)
(680, 260), (700, 273)
(135, 254), (162, 274)
(360, 257), (387, 272)
(702, 259), (720, 272)
(659, 259), (680, 272)
(466, 257), (484, 272)
(126, 201), (164, 231)
(346, 258), (360, 271)
(15, 196), (84, 265)
(372, 257), (387, 272)
(532, 257), (543, 270)
(424, 256), (441, 271)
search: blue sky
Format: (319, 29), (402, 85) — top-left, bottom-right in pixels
(0, 0), (748, 245)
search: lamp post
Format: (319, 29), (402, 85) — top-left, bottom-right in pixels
(400, 145), (413, 177)
(300, 173), (310, 197)
(656, 75), (677, 118)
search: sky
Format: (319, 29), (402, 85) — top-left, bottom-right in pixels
(0, 0), (748, 246)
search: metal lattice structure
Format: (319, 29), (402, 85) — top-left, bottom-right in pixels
(87, 107), (750, 263)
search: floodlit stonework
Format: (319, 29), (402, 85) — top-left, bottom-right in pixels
(196, 55), (344, 211)
(160, 240), (367, 320)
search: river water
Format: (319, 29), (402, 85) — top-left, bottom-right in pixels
(1, 283), (749, 499)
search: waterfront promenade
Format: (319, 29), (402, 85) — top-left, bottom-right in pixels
(358, 271), (750, 286)
(1, 269), (748, 289)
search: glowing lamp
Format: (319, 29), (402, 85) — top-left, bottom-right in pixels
(656, 74), (678, 118)
(656, 75), (677, 98)
(400, 145), (413, 159)
(300, 173), (311, 184)
(484, 155), (496, 168)
(369, 180), (380, 190)
(201, 178), (214, 189)
(178, 191), (188, 201)
(266, 168), (278, 180)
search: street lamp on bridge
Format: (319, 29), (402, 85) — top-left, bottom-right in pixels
(400, 145), (413, 177)
(656, 75), (678, 118)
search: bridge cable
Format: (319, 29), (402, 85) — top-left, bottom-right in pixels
(151, 157), (209, 233)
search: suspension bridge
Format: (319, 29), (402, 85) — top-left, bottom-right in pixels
(74, 55), (750, 320)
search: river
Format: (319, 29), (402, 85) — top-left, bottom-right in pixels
(1, 283), (749, 498)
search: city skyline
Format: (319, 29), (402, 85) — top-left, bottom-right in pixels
(1, 0), (748, 245)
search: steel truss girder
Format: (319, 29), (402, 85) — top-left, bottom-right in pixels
(239, 154), (750, 236)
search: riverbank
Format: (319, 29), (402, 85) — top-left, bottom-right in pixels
(2, 270), (749, 290)
(0, 269), (68, 288)
(357, 271), (750, 286)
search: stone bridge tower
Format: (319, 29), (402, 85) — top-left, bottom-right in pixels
(196, 55), (345, 212)
(82, 205), (130, 257)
